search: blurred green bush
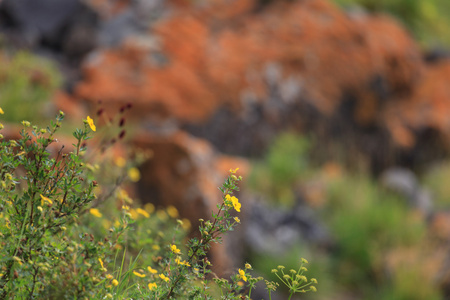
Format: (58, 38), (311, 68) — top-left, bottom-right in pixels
(0, 51), (61, 124)
(333, 0), (450, 47)
(248, 133), (442, 299)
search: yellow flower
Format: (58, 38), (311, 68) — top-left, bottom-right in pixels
(90, 208), (102, 218)
(106, 274), (113, 279)
(226, 195), (241, 212)
(136, 208), (149, 218)
(159, 274), (169, 282)
(181, 218), (191, 231)
(133, 270), (146, 278)
(98, 258), (104, 269)
(238, 269), (247, 282)
(86, 116), (96, 132)
(234, 217), (240, 223)
(144, 203), (155, 214)
(112, 279), (119, 286)
(0, 107), (3, 114)
(148, 282), (157, 290)
(114, 156), (126, 168)
(128, 167), (141, 182)
(170, 244), (181, 254)
(147, 266), (158, 274)
(229, 168), (239, 173)
(166, 205), (179, 218)
(40, 194), (53, 206)
(175, 258), (191, 267)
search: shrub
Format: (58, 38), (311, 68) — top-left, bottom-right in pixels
(0, 109), (317, 299)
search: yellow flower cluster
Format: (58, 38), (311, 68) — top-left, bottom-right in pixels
(225, 194), (241, 212)
(170, 244), (181, 254)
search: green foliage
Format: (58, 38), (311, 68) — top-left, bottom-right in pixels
(249, 133), (310, 206)
(0, 114), (317, 299)
(332, 0), (450, 47)
(324, 174), (425, 289)
(0, 51), (61, 124)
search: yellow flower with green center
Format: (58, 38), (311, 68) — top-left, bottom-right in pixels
(238, 268), (247, 282)
(170, 244), (181, 254)
(148, 282), (157, 290)
(133, 271), (145, 278)
(90, 208), (102, 218)
(86, 116), (96, 132)
(159, 274), (169, 282)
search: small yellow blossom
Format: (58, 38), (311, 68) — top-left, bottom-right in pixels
(148, 282), (157, 290)
(226, 194), (241, 212)
(98, 258), (104, 269)
(245, 263), (252, 270)
(237, 281), (244, 287)
(86, 116), (96, 132)
(170, 244), (181, 255)
(122, 205), (130, 211)
(159, 274), (169, 282)
(234, 217), (240, 223)
(133, 271), (146, 278)
(136, 208), (149, 218)
(238, 269), (247, 282)
(40, 194), (53, 206)
(310, 286), (317, 292)
(166, 205), (179, 218)
(106, 274), (113, 279)
(90, 208), (102, 218)
(112, 279), (119, 286)
(181, 218), (191, 231)
(175, 258), (191, 267)
(37, 206), (43, 212)
(156, 210), (168, 221)
(128, 167), (141, 182)
(148, 266), (158, 274)
(114, 156), (126, 168)
(144, 203), (155, 214)
(229, 168), (239, 173)
(0, 107), (3, 114)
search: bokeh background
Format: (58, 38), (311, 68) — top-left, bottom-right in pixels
(2, 0), (450, 299)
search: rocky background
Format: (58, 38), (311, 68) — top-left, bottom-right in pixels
(2, 0), (450, 299)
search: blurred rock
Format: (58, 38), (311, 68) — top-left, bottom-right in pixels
(380, 167), (433, 215)
(0, 0), (98, 63)
(245, 193), (333, 255)
(67, 0), (450, 172)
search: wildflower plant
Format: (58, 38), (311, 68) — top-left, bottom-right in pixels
(0, 108), (317, 299)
